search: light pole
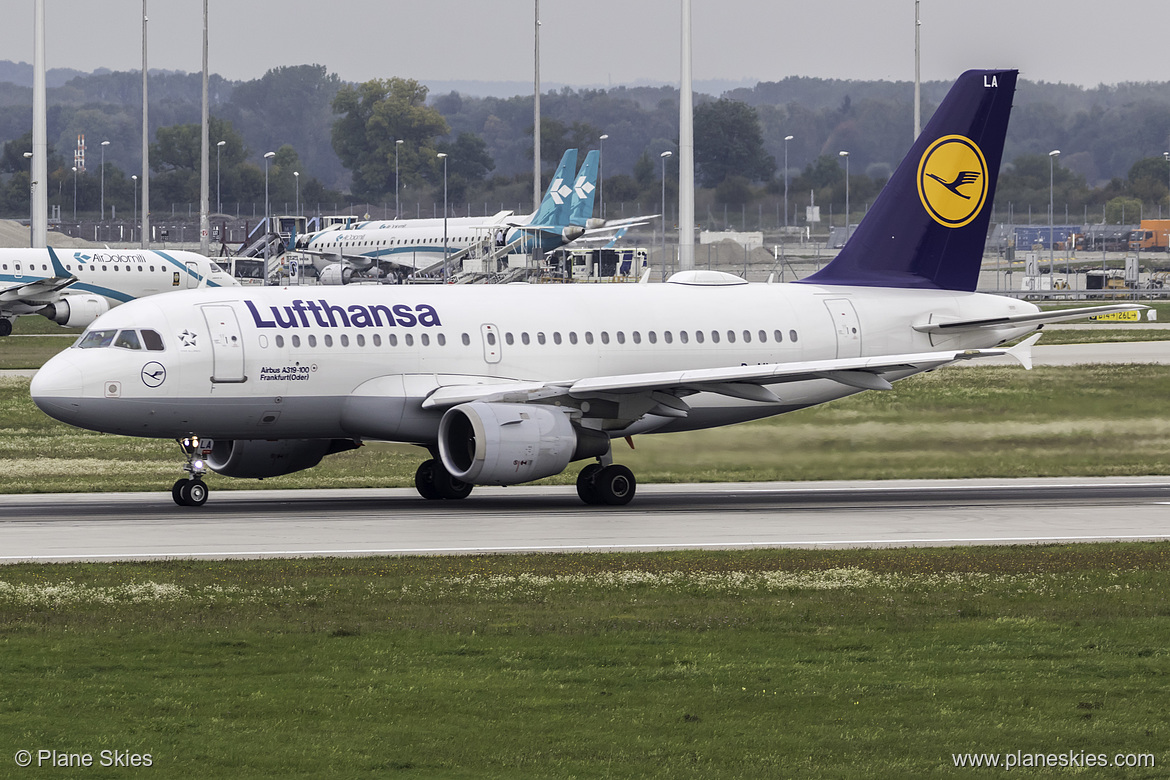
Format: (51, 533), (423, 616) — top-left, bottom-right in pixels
(216, 140), (225, 215)
(263, 150), (275, 261)
(783, 135), (793, 231)
(23, 152), (33, 247)
(395, 139), (403, 218)
(1049, 149), (1060, 275)
(839, 150), (849, 242)
(294, 171), (300, 217)
(131, 174), (138, 243)
(599, 133), (608, 220)
(660, 150), (672, 281)
(1163, 151), (1169, 224)
(99, 140), (109, 224)
(71, 165), (77, 222)
(437, 152), (448, 279)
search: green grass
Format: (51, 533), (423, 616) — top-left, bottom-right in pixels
(4, 363), (1170, 493)
(1, 546), (1166, 778)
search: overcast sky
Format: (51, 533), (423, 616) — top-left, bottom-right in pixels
(2, 1), (1168, 90)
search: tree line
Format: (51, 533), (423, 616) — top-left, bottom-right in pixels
(3, 63), (1170, 226)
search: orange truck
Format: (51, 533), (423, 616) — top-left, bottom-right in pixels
(1128, 219), (1170, 251)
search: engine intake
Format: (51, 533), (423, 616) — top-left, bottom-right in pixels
(438, 402), (608, 486)
(206, 438), (358, 479)
(319, 264), (354, 285)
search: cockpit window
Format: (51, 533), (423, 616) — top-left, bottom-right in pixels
(141, 329), (165, 351)
(113, 330), (142, 350)
(77, 329), (117, 349)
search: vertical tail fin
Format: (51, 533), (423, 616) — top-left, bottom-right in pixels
(800, 69), (1017, 292)
(569, 150), (599, 226)
(529, 149), (578, 228)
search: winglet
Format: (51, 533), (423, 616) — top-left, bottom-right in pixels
(639, 268), (652, 284)
(1005, 333), (1042, 370)
(46, 246), (72, 279)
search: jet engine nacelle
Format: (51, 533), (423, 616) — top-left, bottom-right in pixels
(206, 438), (358, 479)
(319, 264), (354, 285)
(438, 402), (609, 486)
(562, 225), (586, 243)
(585, 218), (606, 230)
(39, 294), (111, 328)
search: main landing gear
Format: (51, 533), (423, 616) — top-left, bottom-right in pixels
(575, 462), (636, 506)
(414, 458), (473, 500)
(172, 436), (209, 507)
(411, 456), (637, 506)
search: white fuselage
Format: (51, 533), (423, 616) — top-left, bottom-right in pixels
(31, 275), (1040, 446)
(298, 213), (523, 272)
(0, 247), (237, 315)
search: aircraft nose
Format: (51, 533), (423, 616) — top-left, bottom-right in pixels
(30, 354), (84, 421)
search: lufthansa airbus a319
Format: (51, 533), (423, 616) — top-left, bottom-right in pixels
(31, 70), (1140, 506)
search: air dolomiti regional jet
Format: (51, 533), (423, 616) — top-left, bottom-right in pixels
(294, 149), (608, 280)
(0, 246), (237, 336)
(32, 70), (1139, 507)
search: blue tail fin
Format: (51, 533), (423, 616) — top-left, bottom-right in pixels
(529, 149), (578, 228)
(800, 69), (1017, 292)
(569, 150), (599, 226)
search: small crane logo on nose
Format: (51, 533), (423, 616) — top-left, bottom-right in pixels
(142, 362), (167, 388)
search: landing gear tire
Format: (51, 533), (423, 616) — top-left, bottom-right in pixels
(576, 463), (605, 505)
(415, 459), (473, 500)
(596, 464), (636, 506)
(415, 460), (442, 500)
(0, 318), (12, 337)
(172, 479), (187, 506)
(172, 478), (209, 507)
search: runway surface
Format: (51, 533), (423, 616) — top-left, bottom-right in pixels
(2, 477), (1169, 563)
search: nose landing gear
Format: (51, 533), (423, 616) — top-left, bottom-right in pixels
(172, 436), (210, 507)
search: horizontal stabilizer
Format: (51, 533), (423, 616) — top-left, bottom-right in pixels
(914, 304), (1147, 334)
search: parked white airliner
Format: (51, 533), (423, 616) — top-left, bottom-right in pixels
(31, 70), (1140, 507)
(293, 149), (592, 281)
(0, 246), (237, 336)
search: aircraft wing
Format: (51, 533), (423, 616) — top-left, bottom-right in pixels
(0, 275), (77, 312)
(914, 304), (1146, 333)
(420, 336), (1040, 417)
